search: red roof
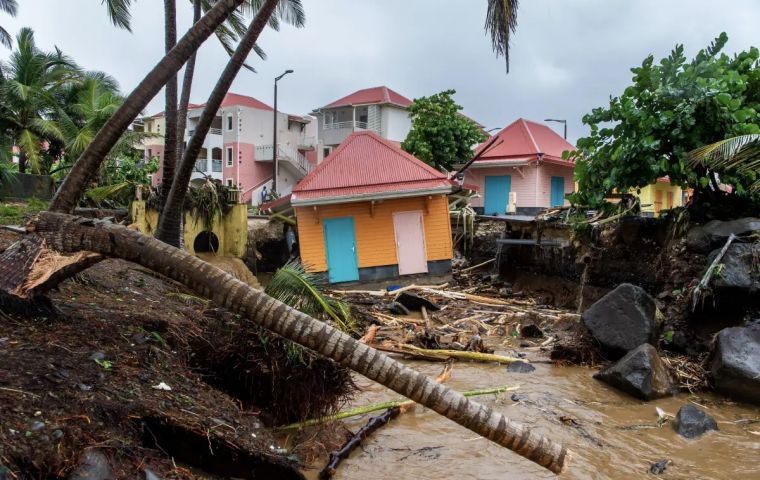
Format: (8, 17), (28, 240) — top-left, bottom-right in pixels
(474, 118), (576, 167)
(292, 131), (453, 205)
(322, 86), (412, 109)
(148, 93), (272, 118)
(150, 103), (204, 118)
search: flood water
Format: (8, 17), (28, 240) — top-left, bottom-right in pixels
(304, 345), (760, 479)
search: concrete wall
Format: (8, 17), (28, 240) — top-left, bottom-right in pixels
(380, 106), (411, 142)
(129, 200), (248, 258)
(0, 173), (55, 200)
(637, 182), (684, 216)
(295, 194), (452, 273)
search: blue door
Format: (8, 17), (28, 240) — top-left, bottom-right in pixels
(323, 217), (359, 283)
(484, 175), (511, 216)
(550, 176), (565, 207)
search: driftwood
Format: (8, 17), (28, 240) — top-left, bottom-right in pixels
(319, 362), (454, 479)
(393, 344), (524, 364)
(690, 233), (736, 310)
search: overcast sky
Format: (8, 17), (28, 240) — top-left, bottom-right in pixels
(3, 0), (760, 143)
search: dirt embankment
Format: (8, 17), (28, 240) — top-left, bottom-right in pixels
(0, 230), (351, 479)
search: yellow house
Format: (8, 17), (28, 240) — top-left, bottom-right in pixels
(289, 131), (454, 283)
(634, 177), (685, 216)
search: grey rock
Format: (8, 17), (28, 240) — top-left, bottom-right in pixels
(30, 421), (45, 431)
(69, 450), (115, 480)
(706, 243), (760, 296)
(593, 344), (678, 400)
(582, 283), (658, 359)
(506, 361), (536, 373)
(710, 324), (760, 405)
(51, 429), (64, 440)
(673, 404), (718, 438)
(144, 469), (161, 480)
(89, 352), (105, 361)
(686, 218), (760, 253)
(649, 459), (671, 475)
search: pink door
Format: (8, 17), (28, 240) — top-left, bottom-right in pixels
(393, 211), (428, 275)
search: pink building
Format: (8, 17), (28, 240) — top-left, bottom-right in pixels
(142, 93), (317, 205)
(464, 119), (576, 216)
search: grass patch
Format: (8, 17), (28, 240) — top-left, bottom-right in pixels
(0, 198), (48, 225)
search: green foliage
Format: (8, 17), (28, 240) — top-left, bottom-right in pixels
(401, 89), (487, 171)
(265, 260), (356, 334)
(85, 150), (158, 207)
(570, 33), (760, 207)
(688, 134), (760, 191)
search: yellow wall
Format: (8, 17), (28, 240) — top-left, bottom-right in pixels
(295, 195), (453, 273)
(636, 182), (683, 216)
(129, 201), (248, 258)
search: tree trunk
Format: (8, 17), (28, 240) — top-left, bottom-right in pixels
(49, 0), (246, 214)
(159, 0), (179, 210)
(155, 0), (279, 246)
(175, 0), (202, 159)
(24, 211), (569, 475)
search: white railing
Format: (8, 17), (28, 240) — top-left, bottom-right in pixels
(323, 120), (368, 130)
(298, 135), (316, 148)
(254, 144), (313, 175)
(188, 127), (223, 137)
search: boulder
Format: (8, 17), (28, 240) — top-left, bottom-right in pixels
(395, 292), (440, 312)
(706, 243), (760, 297)
(593, 343), (678, 400)
(686, 218), (760, 254)
(506, 361), (536, 373)
(710, 324), (760, 405)
(69, 450), (115, 480)
(672, 404), (718, 439)
(582, 283), (658, 359)
(387, 302), (410, 316)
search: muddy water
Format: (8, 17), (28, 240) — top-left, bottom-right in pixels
(305, 349), (760, 479)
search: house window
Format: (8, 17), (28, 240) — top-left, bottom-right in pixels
(147, 148), (152, 160)
(323, 147), (332, 159)
(212, 147), (222, 172)
(226, 147), (233, 167)
(226, 179), (233, 187)
(226, 114), (233, 131)
(157, 123), (161, 133)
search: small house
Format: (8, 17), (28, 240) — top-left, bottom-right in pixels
(634, 177), (687, 216)
(464, 118), (576, 215)
(291, 131), (455, 284)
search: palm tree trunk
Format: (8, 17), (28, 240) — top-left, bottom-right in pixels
(49, 0), (246, 213)
(25, 211), (569, 475)
(155, 0), (280, 246)
(175, 0), (202, 159)
(159, 0), (179, 210)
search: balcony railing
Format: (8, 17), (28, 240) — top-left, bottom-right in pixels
(254, 144), (314, 175)
(212, 159), (222, 172)
(323, 120), (368, 130)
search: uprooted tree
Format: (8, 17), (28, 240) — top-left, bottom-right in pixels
(0, 0), (569, 474)
(569, 32), (760, 208)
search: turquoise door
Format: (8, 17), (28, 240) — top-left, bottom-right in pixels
(550, 176), (565, 207)
(323, 217), (359, 283)
(484, 175), (511, 216)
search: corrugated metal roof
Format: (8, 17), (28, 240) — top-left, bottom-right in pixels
(147, 92), (273, 118)
(321, 86), (412, 109)
(474, 118), (576, 166)
(292, 131), (452, 204)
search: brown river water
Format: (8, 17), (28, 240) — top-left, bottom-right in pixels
(302, 347), (760, 480)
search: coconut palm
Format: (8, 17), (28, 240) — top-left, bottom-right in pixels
(155, 0), (305, 245)
(102, 0), (134, 31)
(50, 0), (249, 212)
(0, 0), (17, 49)
(485, 0), (519, 71)
(688, 134), (760, 191)
(0, 28), (80, 173)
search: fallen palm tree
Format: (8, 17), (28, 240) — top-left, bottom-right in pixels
(2, 213), (569, 474)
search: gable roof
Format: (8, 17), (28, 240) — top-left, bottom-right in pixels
(321, 86), (412, 110)
(292, 131), (453, 206)
(147, 93), (273, 118)
(473, 118), (576, 167)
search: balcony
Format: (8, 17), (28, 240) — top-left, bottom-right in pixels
(324, 120), (368, 130)
(255, 144), (314, 176)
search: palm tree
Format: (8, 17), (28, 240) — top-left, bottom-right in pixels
(688, 134), (760, 191)
(0, 28), (80, 174)
(102, 0), (134, 31)
(22, 211), (568, 474)
(485, 0), (519, 71)
(176, 0), (202, 159)
(160, 0), (180, 208)
(0, 0), (17, 49)
(50, 0), (248, 212)
(155, 0), (305, 245)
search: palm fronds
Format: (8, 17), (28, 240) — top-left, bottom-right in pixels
(265, 260), (356, 334)
(85, 181), (131, 204)
(102, 0), (133, 32)
(485, 0), (519, 72)
(688, 134), (760, 191)
(0, 0), (18, 49)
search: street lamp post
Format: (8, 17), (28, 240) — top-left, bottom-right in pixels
(272, 69), (294, 194)
(544, 118), (567, 139)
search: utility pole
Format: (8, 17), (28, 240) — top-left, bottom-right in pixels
(544, 118), (567, 139)
(272, 69), (294, 194)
